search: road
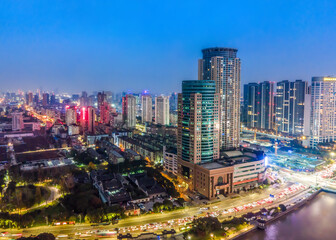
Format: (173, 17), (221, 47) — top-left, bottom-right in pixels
(0, 182), (302, 238)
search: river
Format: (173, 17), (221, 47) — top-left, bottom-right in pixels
(240, 192), (336, 240)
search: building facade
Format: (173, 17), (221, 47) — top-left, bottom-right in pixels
(155, 96), (170, 125)
(177, 80), (221, 189)
(141, 95), (152, 123)
(275, 80), (307, 135)
(199, 47), (241, 148)
(12, 112), (24, 131)
(65, 106), (77, 126)
(309, 77), (336, 148)
(122, 95), (137, 128)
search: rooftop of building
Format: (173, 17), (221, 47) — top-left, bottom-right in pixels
(199, 148), (265, 170)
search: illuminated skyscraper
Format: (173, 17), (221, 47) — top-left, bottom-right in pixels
(122, 95), (136, 128)
(177, 80), (220, 169)
(199, 47), (241, 148)
(87, 106), (96, 133)
(26, 92), (33, 106)
(141, 94), (152, 123)
(97, 91), (107, 110)
(100, 102), (111, 124)
(65, 106), (77, 126)
(243, 83), (260, 128)
(259, 81), (274, 130)
(155, 96), (170, 125)
(42, 93), (49, 106)
(309, 77), (336, 148)
(275, 80), (307, 135)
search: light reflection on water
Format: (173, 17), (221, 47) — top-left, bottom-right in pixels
(240, 193), (336, 240)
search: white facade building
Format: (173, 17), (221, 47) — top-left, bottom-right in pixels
(141, 95), (152, 123)
(155, 96), (170, 125)
(163, 146), (177, 175)
(309, 77), (336, 148)
(12, 112), (24, 131)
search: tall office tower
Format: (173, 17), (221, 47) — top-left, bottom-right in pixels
(80, 91), (89, 107)
(65, 106), (77, 126)
(259, 81), (274, 130)
(155, 96), (170, 125)
(87, 106), (96, 133)
(97, 92), (107, 110)
(275, 80), (307, 135)
(122, 94), (136, 128)
(26, 92), (33, 106)
(50, 94), (56, 105)
(141, 94), (152, 123)
(104, 91), (113, 104)
(82, 91), (88, 98)
(100, 101), (111, 124)
(243, 83), (260, 128)
(169, 92), (178, 112)
(12, 112), (24, 131)
(309, 77), (336, 148)
(42, 93), (49, 106)
(199, 47), (241, 148)
(303, 86), (312, 137)
(33, 94), (39, 106)
(177, 80), (220, 175)
(80, 107), (87, 130)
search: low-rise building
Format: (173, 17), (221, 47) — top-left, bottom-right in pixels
(109, 150), (125, 164)
(178, 148), (266, 200)
(163, 146), (177, 175)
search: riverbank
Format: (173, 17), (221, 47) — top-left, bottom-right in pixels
(231, 188), (322, 240)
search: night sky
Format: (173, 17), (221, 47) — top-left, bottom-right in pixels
(1, 0), (336, 94)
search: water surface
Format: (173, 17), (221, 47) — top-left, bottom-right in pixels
(241, 192), (336, 240)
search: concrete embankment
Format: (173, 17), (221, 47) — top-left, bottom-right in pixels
(231, 189), (322, 240)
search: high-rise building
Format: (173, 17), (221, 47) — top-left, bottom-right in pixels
(309, 77), (336, 148)
(65, 106), (77, 126)
(122, 95), (136, 128)
(199, 47), (241, 148)
(141, 94), (152, 123)
(34, 94), (39, 106)
(26, 92), (33, 106)
(275, 80), (307, 135)
(100, 102), (111, 124)
(80, 91), (89, 107)
(50, 94), (56, 105)
(42, 93), (49, 106)
(155, 96), (170, 125)
(97, 92), (107, 110)
(259, 81), (274, 130)
(80, 107), (87, 130)
(12, 112), (24, 131)
(87, 106), (96, 133)
(169, 92), (178, 112)
(177, 80), (220, 170)
(243, 81), (274, 130)
(243, 83), (260, 128)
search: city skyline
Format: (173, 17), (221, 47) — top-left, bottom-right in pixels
(2, 1), (336, 93)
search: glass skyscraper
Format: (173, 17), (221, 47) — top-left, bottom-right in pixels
(198, 47), (241, 149)
(177, 80), (220, 170)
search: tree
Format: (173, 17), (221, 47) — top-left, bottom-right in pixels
(88, 162), (97, 171)
(191, 217), (221, 236)
(36, 233), (55, 240)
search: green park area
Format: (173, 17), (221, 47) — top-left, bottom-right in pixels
(0, 182), (50, 212)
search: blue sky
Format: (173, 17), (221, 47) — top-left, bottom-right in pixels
(1, 0), (336, 94)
